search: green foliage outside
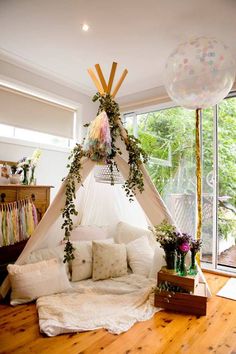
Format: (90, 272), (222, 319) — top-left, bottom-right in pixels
(125, 97), (236, 241)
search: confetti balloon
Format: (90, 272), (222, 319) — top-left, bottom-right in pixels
(164, 37), (235, 109)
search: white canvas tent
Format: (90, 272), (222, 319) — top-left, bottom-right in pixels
(0, 62), (210, 298)
(0, 152), (175, 297)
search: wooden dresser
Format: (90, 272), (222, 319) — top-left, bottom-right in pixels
(0, 185), (53, 285)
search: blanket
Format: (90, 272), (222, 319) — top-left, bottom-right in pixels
(36, 274), (159, 336)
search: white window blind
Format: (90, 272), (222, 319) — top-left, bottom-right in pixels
(0, 86), (75, 138)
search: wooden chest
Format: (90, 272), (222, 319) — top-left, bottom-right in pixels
(154, 282), (207, 316)
(158, 267), (199, 293)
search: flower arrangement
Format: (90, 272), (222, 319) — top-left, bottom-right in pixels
(154, 221), (202, 276)
(189, 238), (202, 275)
(17, 149), (41, 185)
(154, 221), (177, 252)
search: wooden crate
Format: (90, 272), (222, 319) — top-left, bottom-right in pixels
(158, 267), (199, 293)
(154, 282), (207, 316)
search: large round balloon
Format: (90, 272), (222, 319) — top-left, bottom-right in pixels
(164, 37), (235, 109)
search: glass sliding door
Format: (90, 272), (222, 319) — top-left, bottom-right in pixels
(123, 94), (236, 273)
(217, 97), (236, 270)
(201, 107), (214, 264)
(125, 107), (197, 237)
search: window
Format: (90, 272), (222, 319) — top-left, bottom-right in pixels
(0, 123), (74, 148)
(124, 93), (236, 273)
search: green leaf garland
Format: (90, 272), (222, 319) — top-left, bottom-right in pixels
(62, 93), (148, 262)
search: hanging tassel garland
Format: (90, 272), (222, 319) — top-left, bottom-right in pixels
(0, 198), (38, 247)
(83, 111), (112, 161)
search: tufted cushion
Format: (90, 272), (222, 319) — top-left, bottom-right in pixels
(92, 242), (127, 281)
(71, 241), (93, 282)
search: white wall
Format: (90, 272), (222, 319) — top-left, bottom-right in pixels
(0, 139), (69, 200)
(0, 59), (99, 202)
(0, 59), (98, 140)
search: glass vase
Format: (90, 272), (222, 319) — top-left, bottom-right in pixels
(30, 166), (36, 185)
(188, 250), (198, 275)
(22, 166), (30, 185)
(178, 253), (187, 276)
(165, 250), (176, 270)
(176, 251), (181, 272)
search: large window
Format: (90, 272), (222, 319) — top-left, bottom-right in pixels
(124, 94), (236, 273)
(0, 123), (74, 148)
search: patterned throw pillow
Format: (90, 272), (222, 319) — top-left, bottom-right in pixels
(92, 242), (127, 281)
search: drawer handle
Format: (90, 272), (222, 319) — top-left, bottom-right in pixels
(0, 193), (6, 203)
(31, 193), (36, 202)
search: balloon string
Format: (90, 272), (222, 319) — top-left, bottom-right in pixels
(195, 108), (202, 266)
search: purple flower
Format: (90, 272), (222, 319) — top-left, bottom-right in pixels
(179, 242), (190, 253)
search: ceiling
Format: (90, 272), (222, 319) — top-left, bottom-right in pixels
(0, 0), (236, 98)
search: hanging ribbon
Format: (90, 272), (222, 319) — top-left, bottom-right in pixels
(195, 108), (202, 265)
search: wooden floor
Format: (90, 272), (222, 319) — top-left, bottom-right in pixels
(0, 273), (236, 354)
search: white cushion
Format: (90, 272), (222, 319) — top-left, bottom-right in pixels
(115, 221), (156, 250)
(71, 241), (92, 282)
(92, 242), (127, 281)
(71, 239), (114, 282)
(27, 245), (70, 279)
(70, 225), (109, 241)
(8, 259), (71, 305)
(149, 244), (166, 279)
(126, 236), (154, 277)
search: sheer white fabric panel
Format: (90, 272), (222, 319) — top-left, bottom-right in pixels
(76, 172), (149, 229)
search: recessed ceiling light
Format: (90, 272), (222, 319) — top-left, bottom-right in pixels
(82, 23), (89, 32)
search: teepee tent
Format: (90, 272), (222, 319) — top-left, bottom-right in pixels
(0, 62), (208, 298)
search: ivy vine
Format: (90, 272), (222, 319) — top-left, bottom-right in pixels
(61, 144), (85, 262)
(62, 92), (148, 262)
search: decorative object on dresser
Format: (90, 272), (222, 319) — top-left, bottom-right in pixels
(17, 149), (42, 185)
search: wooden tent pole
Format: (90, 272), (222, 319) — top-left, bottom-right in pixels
(87, 68), (104, 95)
(107, 62), (117, 94)
(112, 69), (128, 98)
(95, 64), (108, 92)
(88, 62), (128, 97)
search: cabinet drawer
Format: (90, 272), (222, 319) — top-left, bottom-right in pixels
(18, 188), (47, 204)
(0, 188), (17, 203)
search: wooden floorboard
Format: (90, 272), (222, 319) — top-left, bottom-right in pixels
(0, 273), (236, 354)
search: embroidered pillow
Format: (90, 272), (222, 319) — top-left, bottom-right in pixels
(92, 242), (127, 281)
(8, 259), (71, 305)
